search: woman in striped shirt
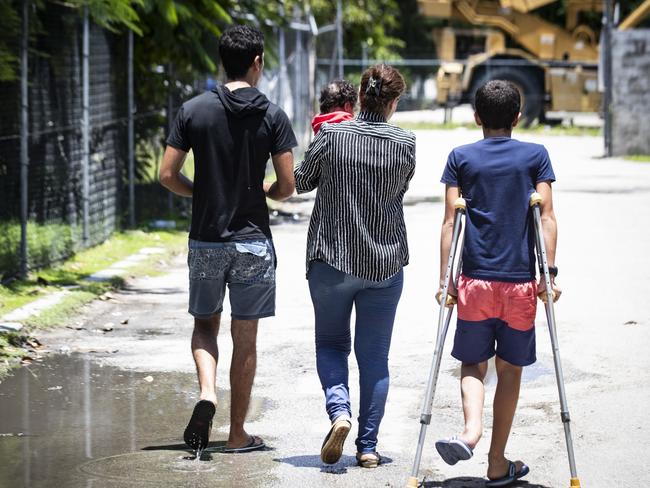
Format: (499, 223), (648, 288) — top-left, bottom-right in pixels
(294, 64), (416, 468)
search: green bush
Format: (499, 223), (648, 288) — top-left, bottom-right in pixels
(0, 221), (78, 278)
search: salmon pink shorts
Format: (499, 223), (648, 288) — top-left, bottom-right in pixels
(451, 275), (537, 366)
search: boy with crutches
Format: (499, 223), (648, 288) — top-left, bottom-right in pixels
(435, 80), (561, 486)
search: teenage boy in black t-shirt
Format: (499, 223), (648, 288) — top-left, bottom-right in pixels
(160, 24), (297, 454)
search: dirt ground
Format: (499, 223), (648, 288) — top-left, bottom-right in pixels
(1, 128), (649, 487)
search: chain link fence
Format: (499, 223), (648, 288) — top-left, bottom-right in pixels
(0, 4), (132, 278)
(0, 3), (316, 280)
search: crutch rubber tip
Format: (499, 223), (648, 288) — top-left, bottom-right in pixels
(529, 192), (543, 207)
(570, 478), (581, 487)
(406, 476), (419, 488)
(454, 197), (466, 210)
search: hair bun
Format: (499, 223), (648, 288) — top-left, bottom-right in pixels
(360, 64), (406, 115)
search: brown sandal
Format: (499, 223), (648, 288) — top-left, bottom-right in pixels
(356, 451), (381, 468)
(320, 418), (351, 464)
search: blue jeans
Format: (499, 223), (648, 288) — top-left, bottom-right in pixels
(307, 261), (404, 454)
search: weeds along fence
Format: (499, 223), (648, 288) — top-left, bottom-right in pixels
(2, 5), (121, 278)
(0, 3), (174, 280)
(0, 3), (315, 281)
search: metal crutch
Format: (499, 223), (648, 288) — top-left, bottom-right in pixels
(407, 197), (466, 488)
(529, 192), (582, 488)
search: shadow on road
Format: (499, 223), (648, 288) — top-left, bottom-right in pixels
(422, 477), (552, 488)
(142, 441), (225, 452)
(273, 454), (394, 474)
(142, 441), (277, 456)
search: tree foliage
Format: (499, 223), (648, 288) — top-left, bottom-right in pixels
(0, 1), (20, 81)
(310, 0), (404, 60)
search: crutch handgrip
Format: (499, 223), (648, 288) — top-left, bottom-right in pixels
(538, 289), (559, 303)
(454, 197), (466, 210)
(529, 192), (543, 207)
(435, 291), (457, 307)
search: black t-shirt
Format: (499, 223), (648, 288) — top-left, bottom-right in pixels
(167, 84), (297, 242)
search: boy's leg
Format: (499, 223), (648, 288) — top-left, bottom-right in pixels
(191, 315), (221, 406)
(487, 356), (525, 479)
(487, 279), (537, 478)
(437, 276), (497, 464)
(459, 360), (488, 448)
(226, 318), (260, 449)
(224, 240), (276, 449)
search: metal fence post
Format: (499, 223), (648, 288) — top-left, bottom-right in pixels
(603, 0), (614, 157)
(307, 9), (316, 123)
(82, 7), (90, 244)
(336, 0), (343, 79)
(127, 29), (135, 228)
(278, 3), (286, 107)
(293, 5), (303, 138)
(19, 0), (29, 279)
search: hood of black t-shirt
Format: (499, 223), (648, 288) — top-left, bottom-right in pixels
(213, 84), (270, 118)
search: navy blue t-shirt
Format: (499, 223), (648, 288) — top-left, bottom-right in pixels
(441, 137), (556, 282)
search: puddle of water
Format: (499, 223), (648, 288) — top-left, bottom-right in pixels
(0, 354), (275, 487)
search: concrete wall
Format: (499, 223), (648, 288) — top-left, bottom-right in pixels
(612, 29), (650, 156)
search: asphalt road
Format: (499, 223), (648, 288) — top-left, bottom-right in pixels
(2, 128), (649, 488)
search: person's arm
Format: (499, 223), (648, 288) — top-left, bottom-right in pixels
(403, 136), (416, 191)
(159, 145), (193, 197)
(294, 129), (327, 193)
(438, 184), (461, 301)
(265, 149), (295, 201)
(535, 181), (562, 301)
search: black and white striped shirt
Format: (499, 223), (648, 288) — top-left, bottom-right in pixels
(295, 111), (416, 282)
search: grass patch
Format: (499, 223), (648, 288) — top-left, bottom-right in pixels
(624, 154), (650, 162)
(0, 333), (26, 361)
(0, 221), (77, 278)
(24, 290), (97, 329)
(0, 228), (186, 318)
(395, 121), (602, 137)
(0, 227), (187, 371)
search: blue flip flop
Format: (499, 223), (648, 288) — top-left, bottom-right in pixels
(435, 436), (473, 466)
(485, 461), (530, 487)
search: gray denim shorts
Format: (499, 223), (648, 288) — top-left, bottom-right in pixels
(187, 239), (276, 320)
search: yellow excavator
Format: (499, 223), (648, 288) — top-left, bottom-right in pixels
(418, 0), (650, 123)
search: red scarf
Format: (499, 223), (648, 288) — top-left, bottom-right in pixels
(311, 111), (354, 134)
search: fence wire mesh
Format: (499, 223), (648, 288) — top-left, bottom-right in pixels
(0, 4), (318, 280)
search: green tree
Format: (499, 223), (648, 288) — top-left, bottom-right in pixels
(0, 1), (20, 81)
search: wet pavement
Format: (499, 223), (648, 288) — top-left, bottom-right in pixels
(0, 355), (273, 487)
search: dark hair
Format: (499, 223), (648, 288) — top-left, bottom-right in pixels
(218, 25), (264, 80)
(359, 64), (406, 115)
(474, 80), (521, 130)
(319, 80), (358, 113)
